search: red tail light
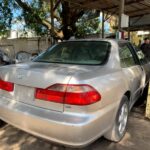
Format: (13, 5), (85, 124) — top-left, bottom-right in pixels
(35, 84), (101, 106)
(0, 79), (14, 92)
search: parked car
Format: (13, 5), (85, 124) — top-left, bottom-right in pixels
(15, 51), (40, 63)
(15, 51), (32, 63)
(0, 39), (149, 147)
(0, 50), (11, 66)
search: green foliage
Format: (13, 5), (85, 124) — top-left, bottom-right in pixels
(18, 0), (49, 36)
(76, 17), (100, 38)
(0, 0), (101, 39)
(0, 0), (13, 36)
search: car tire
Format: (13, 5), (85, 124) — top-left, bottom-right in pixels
(104, 95), (129, 142)
(0, 120), (7, 128)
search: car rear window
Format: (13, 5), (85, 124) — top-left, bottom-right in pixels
(34, 41), (111, 65)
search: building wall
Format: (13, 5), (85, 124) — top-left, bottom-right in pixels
(9, 30), (37, 39)
(0, 37), (50, 58)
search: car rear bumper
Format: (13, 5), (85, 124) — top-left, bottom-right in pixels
(0, 97), (117, 147)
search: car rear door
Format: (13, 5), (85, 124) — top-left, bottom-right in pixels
(119, 42), (144, 106)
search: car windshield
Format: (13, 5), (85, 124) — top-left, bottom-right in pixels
(34, 41), (111, 65)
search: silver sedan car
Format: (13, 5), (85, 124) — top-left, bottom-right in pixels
(0, 39), (149, 147)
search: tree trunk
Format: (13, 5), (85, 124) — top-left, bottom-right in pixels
(61, 2), (73, 40)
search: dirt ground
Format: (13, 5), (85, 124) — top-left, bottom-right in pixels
(0, 106), (150, 150)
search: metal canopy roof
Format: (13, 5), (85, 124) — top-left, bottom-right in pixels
(63, 0), (150, 18)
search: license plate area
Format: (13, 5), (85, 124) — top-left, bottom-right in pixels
(14, 84), (35, 104)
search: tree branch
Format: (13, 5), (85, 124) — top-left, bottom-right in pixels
(15, 0), (63, 38)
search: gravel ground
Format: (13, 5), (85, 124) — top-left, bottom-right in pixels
(0, 106), (150, 150)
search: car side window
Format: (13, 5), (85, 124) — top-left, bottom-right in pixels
(131, 45), (149, 64)
(119, 43), (136, 68)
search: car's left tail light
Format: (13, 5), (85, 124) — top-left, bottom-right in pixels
(0, 79), (14, 92)
(35, 84), (101, 106)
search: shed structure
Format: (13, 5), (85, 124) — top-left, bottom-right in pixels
(62, 0), (150, 31)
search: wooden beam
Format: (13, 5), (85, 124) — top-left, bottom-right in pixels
(126, 8), (150, 15)
(103, 0), (144, 11)
(103, 6), (150, 17)
(62, 0), (83, 7)
(124, 25), (150, 31)
(130, 12), (150, 18)
(139, 1), (150, 8)
(80, 0), (107, 9)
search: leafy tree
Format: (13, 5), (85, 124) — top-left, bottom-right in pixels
(14, 0), (85, 40)
(0, 0), (13, 36)
(76, 17), (100, 38)
(0, 0), (100, 40)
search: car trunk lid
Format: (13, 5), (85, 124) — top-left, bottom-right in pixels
(0, 62), (72, 112)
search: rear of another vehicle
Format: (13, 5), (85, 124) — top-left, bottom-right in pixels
(0, 40), (122, 147)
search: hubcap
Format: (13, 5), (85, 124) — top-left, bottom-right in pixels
(117, 103), (128, 135)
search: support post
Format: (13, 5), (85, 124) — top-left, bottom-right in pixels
(146, 86), (150, 119)
(102, 11), (105, 38)
(128, 28), (130, 41)
(128, 17), (130, 40)
(118, 0), (125, 31)
(50, 0), (54, 45)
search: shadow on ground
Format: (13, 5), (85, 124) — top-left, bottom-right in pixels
(0, 106), (150, 150)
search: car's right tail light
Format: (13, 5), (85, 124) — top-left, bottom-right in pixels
(0, 79), (14, 92)
(35, 84), (101, 106)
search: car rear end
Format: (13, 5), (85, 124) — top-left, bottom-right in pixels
(0, 40), (120, 147)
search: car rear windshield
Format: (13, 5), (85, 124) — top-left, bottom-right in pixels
(34, 41), (111, 65)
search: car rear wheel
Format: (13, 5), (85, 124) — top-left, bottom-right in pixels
(104, 96), (129, 142)
(0, 120), (7, 128)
